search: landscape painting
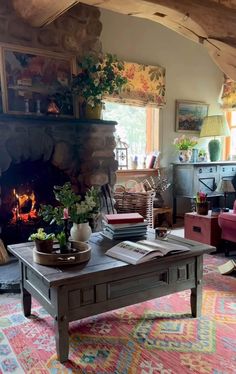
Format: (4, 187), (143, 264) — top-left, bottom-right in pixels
(175, 100), (209, 133)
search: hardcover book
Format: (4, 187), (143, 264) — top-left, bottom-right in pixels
(104, 213), (144, 225)
(105, 239), (190, 265)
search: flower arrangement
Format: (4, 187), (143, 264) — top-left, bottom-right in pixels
(71, 53), (127, 107)
(196, 192), (207, 203)
(40, 182), (100, 225)
(173, 135), (198, 150)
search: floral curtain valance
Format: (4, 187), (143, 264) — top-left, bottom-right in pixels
(105, 61), (166, 108)
(220, 76), (236, 110)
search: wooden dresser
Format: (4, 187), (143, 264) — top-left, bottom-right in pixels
(172, 161), (236, 222)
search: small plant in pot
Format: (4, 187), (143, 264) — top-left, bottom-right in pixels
(28, 228), (55, 253)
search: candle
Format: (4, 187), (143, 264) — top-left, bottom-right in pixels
(63, 208), (69, 219)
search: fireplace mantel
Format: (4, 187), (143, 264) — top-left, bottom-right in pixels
(0, 113), (117, 126)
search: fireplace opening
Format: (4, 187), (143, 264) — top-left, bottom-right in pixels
(0, 160), (69, 245)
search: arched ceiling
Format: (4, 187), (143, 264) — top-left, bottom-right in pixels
(12, 0), (236, 81)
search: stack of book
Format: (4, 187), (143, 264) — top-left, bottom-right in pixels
(102, 213), (148, 240)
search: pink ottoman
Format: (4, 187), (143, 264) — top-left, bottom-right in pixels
(218, 201), (236, 256)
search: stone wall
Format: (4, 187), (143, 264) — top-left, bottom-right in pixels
(0, 116), (118, 192)
(0, 1), (102, 57)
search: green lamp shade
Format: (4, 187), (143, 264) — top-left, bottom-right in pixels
(208, 139), (221, 162)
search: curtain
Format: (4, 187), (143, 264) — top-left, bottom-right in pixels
(105, 61), (166, 108)
(220, 76), (236, 110)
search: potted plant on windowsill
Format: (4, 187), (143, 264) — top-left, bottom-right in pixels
(71, 53), (127, 119)
(29, 228), (55, 253)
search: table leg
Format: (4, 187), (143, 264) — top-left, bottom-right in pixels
(190, 256), (203, 318)
(20, 282), (32, 317)
(52, 286), (69, 363)
(55, 316), (69, 363)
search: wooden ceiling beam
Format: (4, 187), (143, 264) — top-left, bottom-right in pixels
(10, 0), (236, 80)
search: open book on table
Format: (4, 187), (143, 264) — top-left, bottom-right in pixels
(105, 239), (190, 265)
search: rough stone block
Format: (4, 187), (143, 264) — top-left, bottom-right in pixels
(8, 20), (34, 42)
(38, 29), (59, 47)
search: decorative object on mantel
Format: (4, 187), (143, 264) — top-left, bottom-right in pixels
(115, 136), (129, 169)
(200, 114), (230, 162)
(0, 43), (76, 116)
(173, 135), (198, 163)
(39, 182), (100, 243)
(71, 53), (127, 119)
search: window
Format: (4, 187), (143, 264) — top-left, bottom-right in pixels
(226, 111), (236, 159)
(103, 101), (159, 169)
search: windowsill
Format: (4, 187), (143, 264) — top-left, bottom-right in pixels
(116, 168), (158, 174)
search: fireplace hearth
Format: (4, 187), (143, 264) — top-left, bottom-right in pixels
(0, 114), (118, 245)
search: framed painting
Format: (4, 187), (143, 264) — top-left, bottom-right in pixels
(0, 43), (77, 116)
(175, 100), (209, 133)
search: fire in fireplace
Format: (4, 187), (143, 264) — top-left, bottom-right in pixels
(11, 188), (37, 223)
(0, 160), (69, 245)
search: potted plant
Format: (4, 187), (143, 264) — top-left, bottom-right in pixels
(71, 53), (127, 119)
(28, 228), (55, 253)
(173, 135), (198, 162)
(40, 182), (100, 242)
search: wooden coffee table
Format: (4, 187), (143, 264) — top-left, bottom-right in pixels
(7, 233), (215, 363)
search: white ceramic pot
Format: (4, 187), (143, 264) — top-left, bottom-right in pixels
(70, 222), (92, 242)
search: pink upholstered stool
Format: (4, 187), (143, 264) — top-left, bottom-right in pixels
(218, 200), (236, 256)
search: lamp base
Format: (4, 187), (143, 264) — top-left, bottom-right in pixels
(208, 139), (221, 162)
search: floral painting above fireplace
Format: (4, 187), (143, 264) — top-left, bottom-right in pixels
(0, 43), (76, 117)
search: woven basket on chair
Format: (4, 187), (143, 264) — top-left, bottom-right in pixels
(113, 186), (154, 228)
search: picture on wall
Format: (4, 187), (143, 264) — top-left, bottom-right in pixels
(0, 43), (76, 116)
(175, 100), (209, 133)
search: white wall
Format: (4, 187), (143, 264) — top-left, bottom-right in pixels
(100, 9), (224, 167)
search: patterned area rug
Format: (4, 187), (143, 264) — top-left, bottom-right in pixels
(0, 254), (236, 374)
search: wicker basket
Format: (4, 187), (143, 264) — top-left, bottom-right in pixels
(114, 186), (154, 227)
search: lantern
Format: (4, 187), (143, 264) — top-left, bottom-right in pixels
(115, 136), (128, 170)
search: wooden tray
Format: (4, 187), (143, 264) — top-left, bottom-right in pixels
(33, 243), (91, 266)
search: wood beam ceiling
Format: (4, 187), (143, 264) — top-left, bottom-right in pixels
(11, 0), (236, 80)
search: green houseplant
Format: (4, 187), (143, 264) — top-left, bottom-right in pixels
(28, 228), (55, 253)
(40, 182), (100, 242)
(71, 53), (127, 119)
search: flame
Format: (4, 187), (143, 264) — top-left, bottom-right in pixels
(11, 189), (37, 223)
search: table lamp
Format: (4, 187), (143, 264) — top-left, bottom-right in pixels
(216, 179), (235, 211)
(200, 115), (230, 162)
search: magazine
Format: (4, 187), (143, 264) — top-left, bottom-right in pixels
(105, 239), (190, 265)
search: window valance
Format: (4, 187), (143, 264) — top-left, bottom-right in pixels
(220, 77), (236, 110)
(105, 61), (166, 108)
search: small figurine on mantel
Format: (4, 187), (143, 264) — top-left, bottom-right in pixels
(47, 97), (60, 115)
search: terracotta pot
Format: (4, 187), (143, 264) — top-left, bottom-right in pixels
(196, 202), (209, 215)
(85, 103), (102, 119)
(35, 239), (54, 253)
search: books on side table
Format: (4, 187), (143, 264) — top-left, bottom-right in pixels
(105, 239), (190, 265)
(102, 213), (148, 240)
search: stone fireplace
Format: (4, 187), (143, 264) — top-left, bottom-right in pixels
(0, 115), (118, 244)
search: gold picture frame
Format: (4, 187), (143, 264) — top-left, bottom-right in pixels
(175, 100), (209, 133)
(0, 43), (77, 117)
